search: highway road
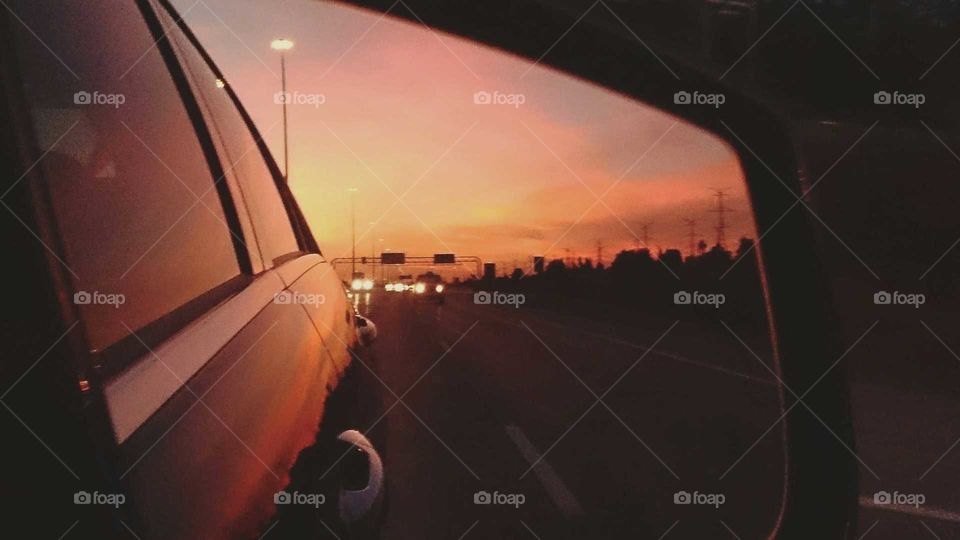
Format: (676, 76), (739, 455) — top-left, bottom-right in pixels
(344, 287), (960, 539)
(351, 288), (787, 539)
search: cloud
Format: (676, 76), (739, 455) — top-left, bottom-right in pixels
(442, 223), (547, 242)
(180, 0), (753, 272)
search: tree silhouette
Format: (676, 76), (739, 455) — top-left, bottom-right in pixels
(465, 237), (767, 329)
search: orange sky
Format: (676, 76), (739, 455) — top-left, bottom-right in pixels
(174, 0), (754, 277)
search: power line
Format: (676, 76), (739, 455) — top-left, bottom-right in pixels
(637, 221), (653, 250)
(709, 189), (733, 249)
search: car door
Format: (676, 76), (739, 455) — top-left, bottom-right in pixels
(283, 258), (358, 377)
(5, 1), (338, 538)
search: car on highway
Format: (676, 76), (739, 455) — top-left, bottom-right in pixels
(351, 274), (375, 292)
(0, 1), (386, 538)
(413, 272), (445, 304)
(397, 274), (414, 292)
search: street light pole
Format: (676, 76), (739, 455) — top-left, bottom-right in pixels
(377, 238), (384, 282)
(348, 188), (358, 276)
(280, 53), (288, 181)
(270, 38), (294, 181)
(369, 222), (377, 282)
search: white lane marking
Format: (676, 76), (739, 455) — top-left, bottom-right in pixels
(505, 424), (585, 519)
(859, 496), (960, 524)
(527, 316), (773, 385)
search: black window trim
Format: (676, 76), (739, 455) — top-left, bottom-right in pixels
(157, 8), (269, 273)
(154, 0), (322, 259)
(136, 0), (253, 275)
(89, 0), (317, 380)
(93, 273), (251, 380)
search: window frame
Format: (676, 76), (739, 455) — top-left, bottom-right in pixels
(0, 1), (855, 536)
(22, 0), (258, 380)
(154, 0), (321, 264)
(153, 2), (268, 275)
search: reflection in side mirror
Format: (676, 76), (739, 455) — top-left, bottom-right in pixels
(356, 315), (377, 346)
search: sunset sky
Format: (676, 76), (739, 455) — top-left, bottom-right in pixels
(172, 0), (753, 277)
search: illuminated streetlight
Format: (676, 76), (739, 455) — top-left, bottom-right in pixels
(270, 38), (294, 181)
(270, 38), (294, 51)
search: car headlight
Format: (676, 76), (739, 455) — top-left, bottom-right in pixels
(435, 284), (444, 293)
(351, 278), (363, 291)
(414, 283), (426, 294)
(362, 279), (374, 290)
(385, 283), (394, 292)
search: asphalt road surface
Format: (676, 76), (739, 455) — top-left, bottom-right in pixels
(347, 287), (960, 539)
(352, 288), (786, 539)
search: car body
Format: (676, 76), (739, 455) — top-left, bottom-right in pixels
(0, 1), (385, 538)
(397, 274), (414, 292)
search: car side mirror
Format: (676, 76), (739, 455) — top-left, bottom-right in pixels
(356, 315), (377, 346)
(336, 430), (384, 534)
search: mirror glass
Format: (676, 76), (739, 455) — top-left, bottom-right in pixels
(177, 1), (786, 537)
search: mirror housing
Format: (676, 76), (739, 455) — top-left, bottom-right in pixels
(336, 430), (385, 534)
(355, 315), (377, 346)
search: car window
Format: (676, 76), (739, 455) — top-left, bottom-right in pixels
(9, 0), (242, 353)
(153, 2), (302, 269)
